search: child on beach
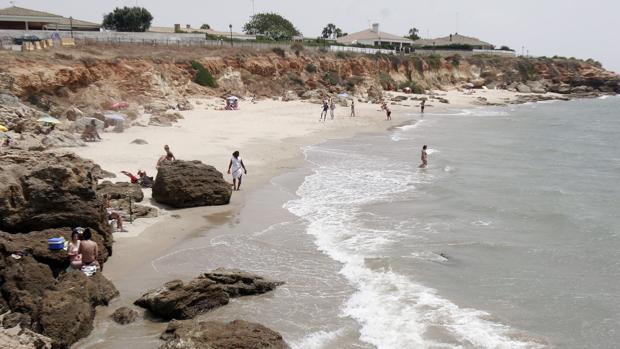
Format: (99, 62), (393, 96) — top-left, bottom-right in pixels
(350, 99), (356, 117)
(419, 145), (428, 168)
(329, 98), (336, 120)
(227, 151), (247, 191)
(157, 144), (176, 168)
(381, 102), (392, 120)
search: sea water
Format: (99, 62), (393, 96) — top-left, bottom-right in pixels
(152, 97), (620, 349)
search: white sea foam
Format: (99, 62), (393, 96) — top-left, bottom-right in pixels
(290, 329), (344, 349)
(285, 145), (545, 349)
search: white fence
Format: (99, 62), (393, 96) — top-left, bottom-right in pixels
(329, 45), (395, 55)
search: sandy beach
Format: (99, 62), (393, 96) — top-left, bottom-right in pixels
(69, 88), (549, 348)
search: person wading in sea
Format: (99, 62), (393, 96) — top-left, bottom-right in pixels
(420, 99), (426, 113)
(419, 145), (428, 168)
(227, 150), (248, 191)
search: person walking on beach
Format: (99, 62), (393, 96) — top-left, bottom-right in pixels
(350, 99), (356, 117)
(420, 99), (426, 113)
(382, 102), (392, 121)
(320, 99), (329, 122)
(227, 150), (247, 191)
(329, 98), (336, 120)
(419, 145), (428, 168)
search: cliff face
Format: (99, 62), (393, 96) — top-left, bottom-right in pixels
(0, 49), (618, 120)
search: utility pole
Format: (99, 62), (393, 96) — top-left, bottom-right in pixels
(70, 16), (73, 38)
(229, 24), (233, 47)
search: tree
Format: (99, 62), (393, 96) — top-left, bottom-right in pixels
(406, 27), (420, 41)
(243, 13), (300, 40)
(102, 6), (153, 32)
(200, 23), (211, 30)
(321, 23), (345, 39)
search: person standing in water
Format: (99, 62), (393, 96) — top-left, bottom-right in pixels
(419, 145), (428, 168)
(227, 151), (247, 191)
(420, 99), (426, 113)
(350, 99), (356, 117)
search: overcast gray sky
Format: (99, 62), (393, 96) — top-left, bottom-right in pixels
(7, 0), (620, 72)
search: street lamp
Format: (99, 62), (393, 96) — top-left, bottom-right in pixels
(229, 24), (233, 47)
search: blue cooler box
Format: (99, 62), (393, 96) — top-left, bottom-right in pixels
(48, 237), (65, 250)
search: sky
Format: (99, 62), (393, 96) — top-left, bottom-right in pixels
(5, 0), (620, 73)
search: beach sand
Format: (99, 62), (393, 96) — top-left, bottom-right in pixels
(70, 89), (538, 348)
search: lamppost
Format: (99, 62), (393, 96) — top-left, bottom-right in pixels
(229, 24), (233, 47)
(70, 16), (73, 38)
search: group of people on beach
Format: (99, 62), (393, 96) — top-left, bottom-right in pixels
(320, 97), (357, 121)
(67, 227), (100, 272)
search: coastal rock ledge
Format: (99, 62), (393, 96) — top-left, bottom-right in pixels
(134, 269), (283, 320)
(160, 319), (289, 349)
(152, 160), (232, 208)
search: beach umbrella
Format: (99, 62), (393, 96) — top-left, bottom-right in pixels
(37, 115), (60, 124)
(104, 113), (126, 121)
(226, 96), (239, 100)
(337, 92), (349, 98)
(0, 124), (8, 132)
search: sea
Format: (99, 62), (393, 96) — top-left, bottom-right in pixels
(152, 96), (620, 349)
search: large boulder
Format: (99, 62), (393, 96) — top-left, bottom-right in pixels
(134, 269), (283, 320)
(516, 83), (532, 93)
(0, 326), (53, 349)
(152, 160), (232, 208)
(366, 85), (383, 102)
(97, 181), (144, 203)
(160, 319), (289, 349)
(0, 151), (110, 240)
(111, 307), (139, 325)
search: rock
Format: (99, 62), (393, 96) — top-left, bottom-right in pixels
(516, 84), (532, 93)
(390, 95), (408, 102)
(471, 78), (486, 88)
(526, 80), (546, 94)
(130, 139), (148, 145)
(37, 272), (118, 348)
(0, 326), (53, 349)
(0, 151), (111, 241)
(283, 90), (299, 101)
(134, 269), (283, 320)
(152, 160), (232, 208)
(366, 85), (383, 102)
(437, 97), (450, 104)
(97, 181), (144, 203)
(63, 106), (83, 121)
(111, 307), (139, 325)
(216, 67), (245, 96)
(571, 85), (593, 93)
(2, 312), (32, 329)
(548, 83), (572, 94)
(160, 319), (289, 349)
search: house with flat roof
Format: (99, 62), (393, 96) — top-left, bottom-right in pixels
(0, 6), (100, 31)
(413, 33), (494, 50)
(336, 23), (413, 48)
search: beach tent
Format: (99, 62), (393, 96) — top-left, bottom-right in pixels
(225, 96), (239, 110)
(104, 113), (126, 121)
(76, 117), (104, 130)
(37, 115), (60, 124)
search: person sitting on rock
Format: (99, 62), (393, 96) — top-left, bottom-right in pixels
(67, 229), (82, 270)
(104, 194), (126, 232)
(77, 228), (100, 270)
(81, 119), (101, 142)
(137, 170), (154, 188)
(157, 144), (176, 168)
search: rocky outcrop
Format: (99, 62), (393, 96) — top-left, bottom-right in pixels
(0, 326), (53, 349)
(134, 269), (283, 320)
(160, 319), (289, 349)
(152, 160), (232, 208)
(111, 307), (140, 325)
(0, 151), (111, 243)
(0, 251), (118, 348)
(97, 181), (144, 203)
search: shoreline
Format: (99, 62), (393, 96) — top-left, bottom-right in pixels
(71, 89), (570, 348)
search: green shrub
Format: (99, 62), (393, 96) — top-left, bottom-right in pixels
(345, 76), (364, 91)
(288, 73), (304, 85)
(335, 51), (352, 59)
(190, 61), (217, 88)
(516, 59), (538, 80)
(426, 54), (442, 70)
(398, 81), (425, 94)
(378, 72), (395, 90)
(450, 54), (461, 67)
(290, 42), (304, 56)
(411, 56), (424, 74)
(305, 63), (317, 73)
(272, 47), (286, 58)
(323, 71), (341, 86)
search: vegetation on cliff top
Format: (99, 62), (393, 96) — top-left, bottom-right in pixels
(190, 61), (217, 88)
